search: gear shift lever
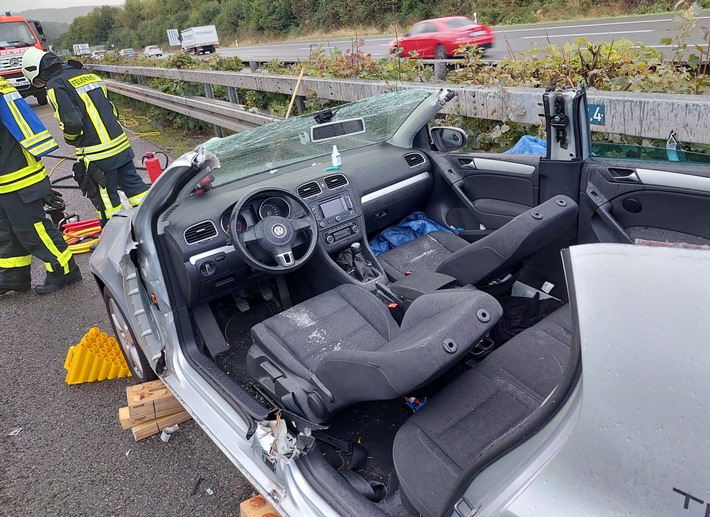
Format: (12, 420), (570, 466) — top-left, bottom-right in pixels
(351, 242), (376, 282)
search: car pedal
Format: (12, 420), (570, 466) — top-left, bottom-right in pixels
(260, 283), (274, 302)
(235, 297), (250, 312)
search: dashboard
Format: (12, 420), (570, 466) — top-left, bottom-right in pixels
(161, 144), (434, 306)
(220, 195), (297, 235)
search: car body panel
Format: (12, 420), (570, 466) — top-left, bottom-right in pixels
(500, 242), (710, 516)
(91, 154), (343, 517)
(390, 16), (494, 58)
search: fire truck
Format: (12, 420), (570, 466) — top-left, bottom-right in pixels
(0, 13), (48, 105)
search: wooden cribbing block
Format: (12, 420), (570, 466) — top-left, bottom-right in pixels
(118, 406), (132, 429)
(240, 495), (280, 517)
(131, 409), (192, 441)
(126, 379), (184, 425)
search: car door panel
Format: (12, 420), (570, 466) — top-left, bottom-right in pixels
(580, 161), (710, 245)
(427, 153), (539, 234)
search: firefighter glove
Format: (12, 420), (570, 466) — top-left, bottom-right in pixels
(72, 160), (101, 200)
(43, 189), (65, 210)
(87, 162), (107, 189)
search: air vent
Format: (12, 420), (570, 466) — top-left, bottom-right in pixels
(324, 174), (348, 189)
(297, 181), (322, 198)
(184, 221), (218, 244)
(404, 153), (425, 168)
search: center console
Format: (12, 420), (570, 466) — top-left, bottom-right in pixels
(311, 193), (360, 248)
(301, 174), (384, 286)
(303, 174), (362, 252)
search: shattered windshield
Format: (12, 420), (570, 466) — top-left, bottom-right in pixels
(203, 89), (434, 188)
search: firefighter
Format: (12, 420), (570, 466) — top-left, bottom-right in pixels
(0, 77), (81, 295)
(21, 48), (149, 226)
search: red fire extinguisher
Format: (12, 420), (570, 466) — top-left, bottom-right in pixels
(142, 151), (169, 183)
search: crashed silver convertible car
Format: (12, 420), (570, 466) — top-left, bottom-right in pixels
(90, 86), (710, 516)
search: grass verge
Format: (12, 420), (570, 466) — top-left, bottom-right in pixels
(113, 95), (212, 157)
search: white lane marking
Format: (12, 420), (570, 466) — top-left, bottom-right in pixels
(632, 43), (706, 48)
(498, 16), (710, 33)
(522, 29), (653, 39)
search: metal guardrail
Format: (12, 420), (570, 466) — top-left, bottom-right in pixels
(91, 64), (710, 145)
(106, 79), (274, 133)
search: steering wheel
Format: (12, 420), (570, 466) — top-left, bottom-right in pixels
(230, 187), (318, 273)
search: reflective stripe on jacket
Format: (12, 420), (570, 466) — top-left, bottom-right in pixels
(0, 78), (56, 194)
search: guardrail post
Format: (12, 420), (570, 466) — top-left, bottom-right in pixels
(434, 61), (447, 81)
(204, 84), (224, 138)
(227, 86), (240, 105)
(296, 95), (306, 115)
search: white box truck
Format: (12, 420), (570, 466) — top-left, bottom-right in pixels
(180, 25), (219, 55)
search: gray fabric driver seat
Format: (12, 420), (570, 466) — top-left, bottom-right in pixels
(247, 284), (502, 423)
(378, 195), (578, 285)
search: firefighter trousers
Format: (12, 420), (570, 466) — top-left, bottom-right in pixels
(94, 160), (149, 225)
(0, 191), (75, 289)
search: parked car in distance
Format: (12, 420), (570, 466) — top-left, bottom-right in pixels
(119, 48), (138, 58)
(389, 15), (494, 58)
(144, 45), (163, 57)
(90, 50), (107, 59)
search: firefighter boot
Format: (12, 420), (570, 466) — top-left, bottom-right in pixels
(0, 269), (31, 295)
(34, 261), (82, 295)
(0, 284), (31, 295)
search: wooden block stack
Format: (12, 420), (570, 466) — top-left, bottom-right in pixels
(240, 495), (280, 517)
(118, 379), (192, 440)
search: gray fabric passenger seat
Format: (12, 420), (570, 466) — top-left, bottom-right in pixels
(392, 304), (574, 517)
(378, 195), (578, 286)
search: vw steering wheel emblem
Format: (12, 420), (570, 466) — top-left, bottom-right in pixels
(272, 224), (286, 237)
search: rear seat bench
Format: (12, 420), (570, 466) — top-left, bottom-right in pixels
(392, 304), (574, 517)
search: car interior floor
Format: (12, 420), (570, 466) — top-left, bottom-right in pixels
(208, 243), (570, 513)
(213, 295), (279, 406)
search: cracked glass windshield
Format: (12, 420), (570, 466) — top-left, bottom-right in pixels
(203, 89), (433, 187)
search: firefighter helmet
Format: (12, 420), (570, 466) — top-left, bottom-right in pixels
(21, 47), (48, 87)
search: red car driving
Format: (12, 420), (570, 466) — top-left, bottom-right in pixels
(389, 16), (494, 59)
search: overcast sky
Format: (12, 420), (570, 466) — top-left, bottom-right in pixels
(1, 0), (124, 12)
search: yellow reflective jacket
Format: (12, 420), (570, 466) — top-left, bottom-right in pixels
(0, 78), (58, 195)
(46, 64), (133, 170)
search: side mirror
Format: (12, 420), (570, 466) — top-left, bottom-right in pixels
(403, 32), (410, 37)
(32, 21), (47, 43)
(430, 127), (467, 151)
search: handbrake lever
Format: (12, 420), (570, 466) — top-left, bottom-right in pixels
(375, 282), (409, 324)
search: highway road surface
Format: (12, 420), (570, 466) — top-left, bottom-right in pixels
(217, 11), (710, 62)
(0, 99), (254, 516)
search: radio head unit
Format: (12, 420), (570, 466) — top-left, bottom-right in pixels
(319, 196), (348, 218)
(310, 193), (355, 224)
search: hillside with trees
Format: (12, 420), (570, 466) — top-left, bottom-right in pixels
(53, 0), (709, 52)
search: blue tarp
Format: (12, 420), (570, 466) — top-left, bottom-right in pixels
(504, 135), (547, 155)
(369, 212), (457, 256)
